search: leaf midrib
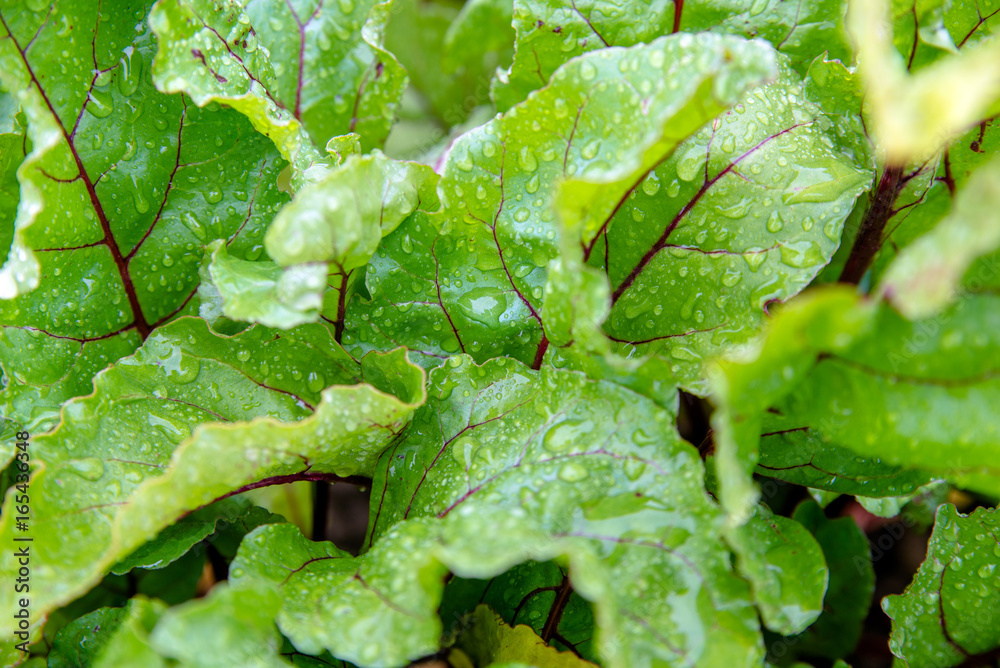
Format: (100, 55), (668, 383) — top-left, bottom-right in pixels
(609, 121), (810, 305)
(0, 12), (152, 338)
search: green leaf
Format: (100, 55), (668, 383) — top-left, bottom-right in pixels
(208, 504), (288, 560)
(370, 357), (761, 666)
(345, 33), (778, 369)
(785, 501), (875, 661)
(440, 561), (597, 661)
(888, 0), (956, 71)
(756, 423), (934, 498)
(48, 607), (129, 668)
(848, 0), (1000, 164)
(0, 639), (29, 668)
(198, 239), (326, 329)
(242, 0), (406, 151)
(150, 585), (292, 667)
(879, 153), (1000, 319)
(93, 597), (167, 668)
(0, 4), (288, 431)
(940, 0), (1000, 53)
(384, 0), (513, 131)
(453, 604), (597, 667)
(444, 0), (516, 77)
(116, 345), (425, 546)
(230, 521), (448, 667)
(266, 152), (439, 268)
(109, 497), (279, 574)
(884, 504), (1000, 667)
(715, 283), (1000, 514)
(492, 0), (852, 111)
(202, 151), (439, 334)
(131, 549), (207, 606)
(770, 295), (1000, 497)
(149, 0), (404, 185)
(0, 317), (425, 636)
(885, 0), (1000, 74)
(583, 59), (871, 391)
(885, 118), (1000, 284)
(821, 118), (998, 289)
(725, 504), (829, 635)
(709, 286), (878, 523)
(856, 493), (916, 518)
(227, 356), (762, 667)
(33, 572), (136, 657)
(800, 56), (873, 167)
(0, 103), (26, 298)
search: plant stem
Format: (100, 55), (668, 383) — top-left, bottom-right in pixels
(839, 164), (906, 285)
(313, 481), (331, 542)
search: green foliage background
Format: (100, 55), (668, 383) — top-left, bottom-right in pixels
(1, 0), (1000, 666)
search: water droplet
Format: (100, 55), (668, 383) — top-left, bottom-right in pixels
(451, 436), (480, 468)
(518, 146), (538, 172)
(641, 174), (661, 196)
(85, 89), (114, 118)
(558, 462), (589, 482)
(766, 211), (784, 233)
(457, 287), (507, 327)
(543, 419), (592, 453)
(526, 174), (540, 194)
(67, 457), (105, 481)
(721, 269), (743, 287)
(743, 250), (768, 272)
(117, 46), (142, 97)
(676, 153), (701, 182)
(823, 219), (841, 241)
(131, 176), (150, 214)
(307, 371), (325, 393)
(181, 212), (207, 241)
(780, 240), (824, 268)
(623, 458), (646, 480)
(164, 355), (200, 383)
(454, 151), (474, 172)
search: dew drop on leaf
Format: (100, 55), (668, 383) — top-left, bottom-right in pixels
(65, 458), (105, 481)
(558, 462), (589, 482)
(85, 89), (114, 118)
(307, 372), (326, 393)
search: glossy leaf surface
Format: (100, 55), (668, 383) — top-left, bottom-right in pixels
(3, 0), (1000, 665)
(492, 0), (852, 110)
(783, 501), (875, 661)
(0, 2), (287, 430)
(725, 504), (828, 635)
(0, 317), (424, 636)
(149, 0), (404, 184)
(589, 60), (871, 390)
(220, 356), (763, 668)
(345, 33), (778, 369)
(884, 505), (1000, 667)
